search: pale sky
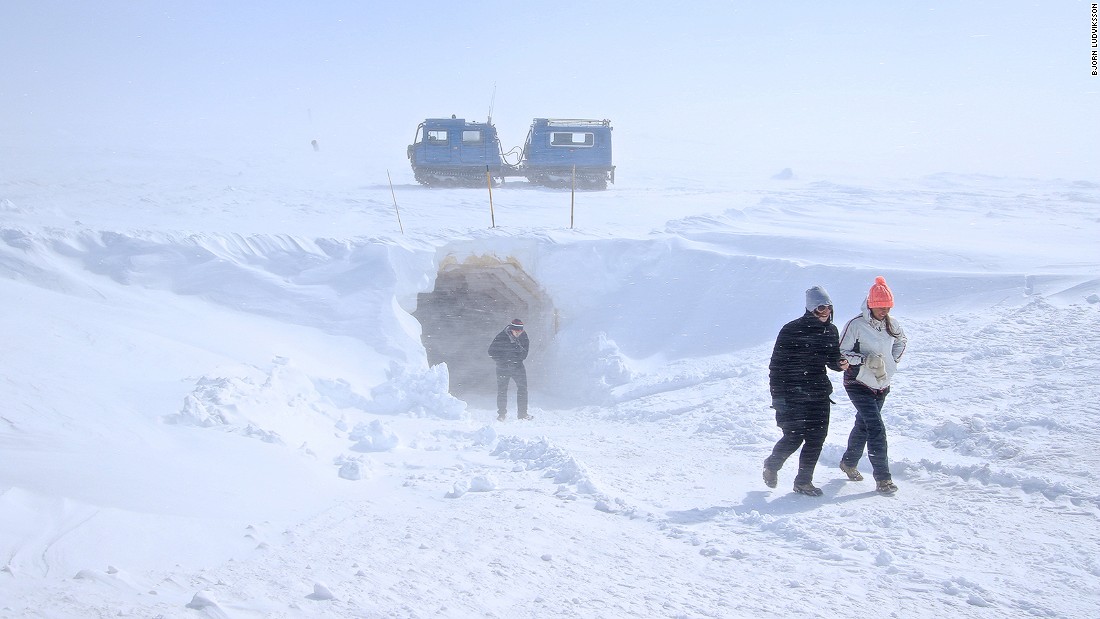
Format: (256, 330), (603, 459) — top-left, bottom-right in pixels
(2, 1), (1097, 180)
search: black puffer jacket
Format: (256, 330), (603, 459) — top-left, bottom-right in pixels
(769, 311), (845, 404)
(488, 328), (529, 366)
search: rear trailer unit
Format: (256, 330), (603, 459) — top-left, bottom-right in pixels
(520, 118), (615, 190)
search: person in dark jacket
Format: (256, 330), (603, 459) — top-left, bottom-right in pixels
(488, 319), (531, 421)
(763, 286), (849, 496)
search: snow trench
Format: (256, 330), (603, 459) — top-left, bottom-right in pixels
(0, 227), (1083, 409)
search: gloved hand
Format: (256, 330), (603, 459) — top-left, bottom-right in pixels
(866, 354), (888, 381)
(771, 397), (789, 427)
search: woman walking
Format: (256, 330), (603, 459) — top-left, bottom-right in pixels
(838, 276), (908, 494)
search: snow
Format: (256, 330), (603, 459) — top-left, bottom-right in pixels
(3, 3), (1100, 617)
(2, 149), (1097, 618)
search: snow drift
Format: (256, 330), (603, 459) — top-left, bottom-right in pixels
(1, 158), (1098, 617)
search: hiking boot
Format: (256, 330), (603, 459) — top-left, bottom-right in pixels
(839, 461), (864, 481)
(762, 467), (778, 489)
(876, 479), (898, 494)
(793, 482), (823, 497)
(518, 413), (533, 421)
(496, 412), (507, 421)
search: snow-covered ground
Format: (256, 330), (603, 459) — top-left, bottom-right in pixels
(1, 148), (1097, 618)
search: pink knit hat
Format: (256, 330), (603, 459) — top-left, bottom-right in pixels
(867, 276), (894, 309)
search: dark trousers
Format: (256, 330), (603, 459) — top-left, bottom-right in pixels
(764, 400), (830, 485)
(842, 383), (891, 481)
(496, 363), (528, 416)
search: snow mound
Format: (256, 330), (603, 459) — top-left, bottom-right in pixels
(366, 362), (468, 419)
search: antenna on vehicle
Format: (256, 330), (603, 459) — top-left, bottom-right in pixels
(487, 83), (497, 124)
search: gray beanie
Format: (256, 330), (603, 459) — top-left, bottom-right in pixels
(805, 285), (833, 312)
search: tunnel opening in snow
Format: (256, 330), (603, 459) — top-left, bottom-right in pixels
(413, 254), (557, 406)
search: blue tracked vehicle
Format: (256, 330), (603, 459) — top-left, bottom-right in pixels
(519, 118), (615, 190)
(407, 116), (615, 189)
(406, 117), (506, 187)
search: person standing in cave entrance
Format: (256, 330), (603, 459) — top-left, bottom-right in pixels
(488, 319), (531, 421)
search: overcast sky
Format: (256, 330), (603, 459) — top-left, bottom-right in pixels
(2, 1), (1097, 180)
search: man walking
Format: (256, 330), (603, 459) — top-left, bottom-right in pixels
(763, 286), (849, 496)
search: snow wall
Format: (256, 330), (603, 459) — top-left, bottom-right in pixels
(2, 229), (1092, 409)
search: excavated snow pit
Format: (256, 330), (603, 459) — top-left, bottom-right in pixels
(413, 254), (557, 404)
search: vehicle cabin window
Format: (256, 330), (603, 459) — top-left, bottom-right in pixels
(551, 132), (594, 147)
(462, 130), (482, 143)
(426, 130), (448, 142)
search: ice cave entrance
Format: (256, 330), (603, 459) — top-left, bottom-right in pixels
(413, 254), (556, 404)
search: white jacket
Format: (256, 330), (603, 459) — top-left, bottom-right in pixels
(840, 301), (907, 390)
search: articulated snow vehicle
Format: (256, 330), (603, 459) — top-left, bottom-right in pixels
(407, 117), (615, 189)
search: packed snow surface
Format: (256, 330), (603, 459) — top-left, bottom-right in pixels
(2, 151), (1098, 618)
